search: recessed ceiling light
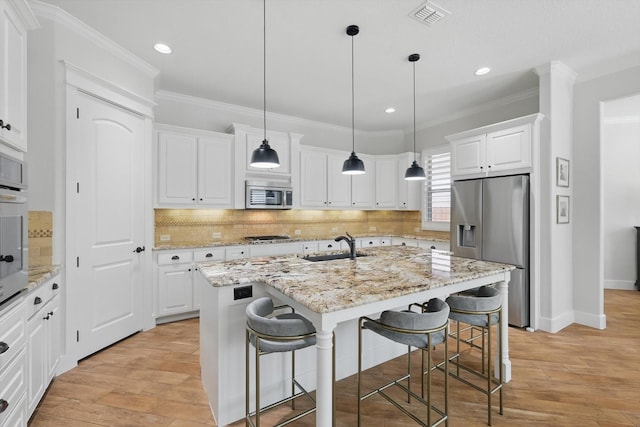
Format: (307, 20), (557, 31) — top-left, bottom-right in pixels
(475, 67), (491, 76)
(385, 107), (396, 113)
(154, 43), (172, 54)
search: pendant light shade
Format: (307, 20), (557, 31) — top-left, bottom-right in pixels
(342, 25), (365, 175)
(250, 0), (280, 169)
(405, 53), (426, 181)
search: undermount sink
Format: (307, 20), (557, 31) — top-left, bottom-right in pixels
(302, 253), (367, 262)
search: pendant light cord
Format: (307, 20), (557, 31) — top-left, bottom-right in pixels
(413, 60), (416, 162)
(351, 33), (355, 153)
(263, 0), (267, 142)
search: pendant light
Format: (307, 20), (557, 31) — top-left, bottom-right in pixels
(342, 25), (365, 175)
(250, 0), (280, 168)
(404, 53), (426, 180)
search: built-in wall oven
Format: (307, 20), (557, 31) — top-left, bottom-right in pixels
(0, 153), (27, 307)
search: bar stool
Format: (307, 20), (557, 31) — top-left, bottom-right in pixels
(445, 286), (503, 426)
(358, 298), (449, 427)
(245, 297), (317, 427)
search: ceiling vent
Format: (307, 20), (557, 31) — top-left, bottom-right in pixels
(410, 1), (451, 26)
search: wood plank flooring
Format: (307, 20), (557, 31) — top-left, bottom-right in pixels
(29, 290), (640, 426)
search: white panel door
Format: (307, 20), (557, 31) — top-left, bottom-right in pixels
(70, 91), (145, 360)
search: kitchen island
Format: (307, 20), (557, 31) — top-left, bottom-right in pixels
(197, 245), (514, 426)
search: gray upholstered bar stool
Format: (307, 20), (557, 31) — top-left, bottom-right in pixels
(358, 298), (449, 427)
(245, 297), (318, 427)
(445, 285), (503, 426)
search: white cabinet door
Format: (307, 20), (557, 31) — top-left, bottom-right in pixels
(26, 315), (45, 415)
(351, 157), (375, 208)
(245, 132), (291, 175)
(0, 2), (27, 151)
(45, 294), (61, 382)
(485, 124), (531, 172)
(397, 154), (421, 210)
(299, 150), (328, 207)
(375, 158), (397, 208)
(327, 153), (351, 208)
(157, 264), (194, 317)
(198, 135), (233, 206)
(157, 131), (197, 205)
(451, 134), (486, 177)
(225, 246), (248, 260)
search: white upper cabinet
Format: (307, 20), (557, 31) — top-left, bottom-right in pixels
(350, 155), (375, 209)
(298, 147), (352, 209)
(299, 149), (328, 207)
(448, 114), (542, 179)
(397, 153), (421, 210)
(374, 157), (398, 209)
(0, 0), (37, 152)
(156, 124), (233, 207)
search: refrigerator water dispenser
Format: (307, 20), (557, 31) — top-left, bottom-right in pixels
(458, 224), (477, 248)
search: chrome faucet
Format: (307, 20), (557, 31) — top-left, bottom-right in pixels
(335, 232), (357, 259)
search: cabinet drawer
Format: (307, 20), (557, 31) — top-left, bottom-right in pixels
(225, 247), (248, 260)
(158, 252), (193, 265)
(194, 248), (225, 262)
(0, 349), (26, 426)
(302, 241), (319, 253)
(0, 394), (25, 427)
(26, 284), (52, 319)
(0, 301), (25, 373)
(317, 240), (341, 251)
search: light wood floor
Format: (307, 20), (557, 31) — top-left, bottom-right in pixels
(29, 290), (640, 427)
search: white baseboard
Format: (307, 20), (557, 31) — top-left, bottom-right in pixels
(537, 310), (575, 333)
(604, 279), (637, 290)
(574, 310), (606, 329)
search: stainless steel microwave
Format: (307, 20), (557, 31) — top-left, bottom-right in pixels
(245, 181), (293, 210)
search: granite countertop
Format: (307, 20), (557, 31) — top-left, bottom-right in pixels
(154, 234), (449, 251)
(197, 246), (513, 313)
(28, 265), (62, 291)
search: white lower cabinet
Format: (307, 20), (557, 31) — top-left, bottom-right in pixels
(0, 296), (26, 427)
(26, 276), (61, 418)
(155, 248), (232, 321)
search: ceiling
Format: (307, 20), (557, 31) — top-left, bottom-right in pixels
(36, 0), (640, 132)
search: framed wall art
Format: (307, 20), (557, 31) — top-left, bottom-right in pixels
(556, 157), (569, 187)
(557, 195), (570, 224)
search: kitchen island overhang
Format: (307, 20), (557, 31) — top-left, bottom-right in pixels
(198, 246), (514, 426)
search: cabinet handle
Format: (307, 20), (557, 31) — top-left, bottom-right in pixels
(205, 253), (213, 258)
(133, 246), (145, 253)
(48, 311), (54, 316)
(0, 119), (11, 131)
(43, 315), (50, 320)
(34, 296), (42, 305)
(188, 268), (192, 272)
(327, 244), (333, 248)
(480, 166), (483, 169)
(401, 242), (406, 246)
(0, 399), (8, 414)
(369, 241), (373, 245)
(240, 251), (244, 254)
(0, 255), (14, 262)
(0, 342), (9, 354)
(171, 255), (180, 260)
(431, 245), (436, 250)
(52, 282), (59, 290)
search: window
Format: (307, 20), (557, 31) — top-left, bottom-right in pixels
(422, 148), (451, 230)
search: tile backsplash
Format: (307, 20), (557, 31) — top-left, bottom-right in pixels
(155, 209), (449, 247)
(29, 211), (53, 268)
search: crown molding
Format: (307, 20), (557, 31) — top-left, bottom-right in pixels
(29, 0), (159, 78)
(9, 0), (39, 29)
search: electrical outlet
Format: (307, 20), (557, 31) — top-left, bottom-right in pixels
(160, 235), (170, 241)
(369, 226), (377, 232)
(212, 232), (221, 239)
(294, 230), (301, 235)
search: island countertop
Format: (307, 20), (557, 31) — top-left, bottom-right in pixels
(198, 245), (514, 314)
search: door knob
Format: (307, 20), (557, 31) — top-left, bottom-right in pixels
(0, 342), (9, 354)
(133, 246), (145, 253)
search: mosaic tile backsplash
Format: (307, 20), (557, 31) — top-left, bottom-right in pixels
(29, 211), (53, 268)
(155, 209), (449, 247)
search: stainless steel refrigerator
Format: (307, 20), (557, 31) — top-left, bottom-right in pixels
(450, 175), (530, 327)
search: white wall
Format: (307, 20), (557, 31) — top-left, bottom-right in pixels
(602, 95), (640, 290)
(573, 64), (640, 329)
